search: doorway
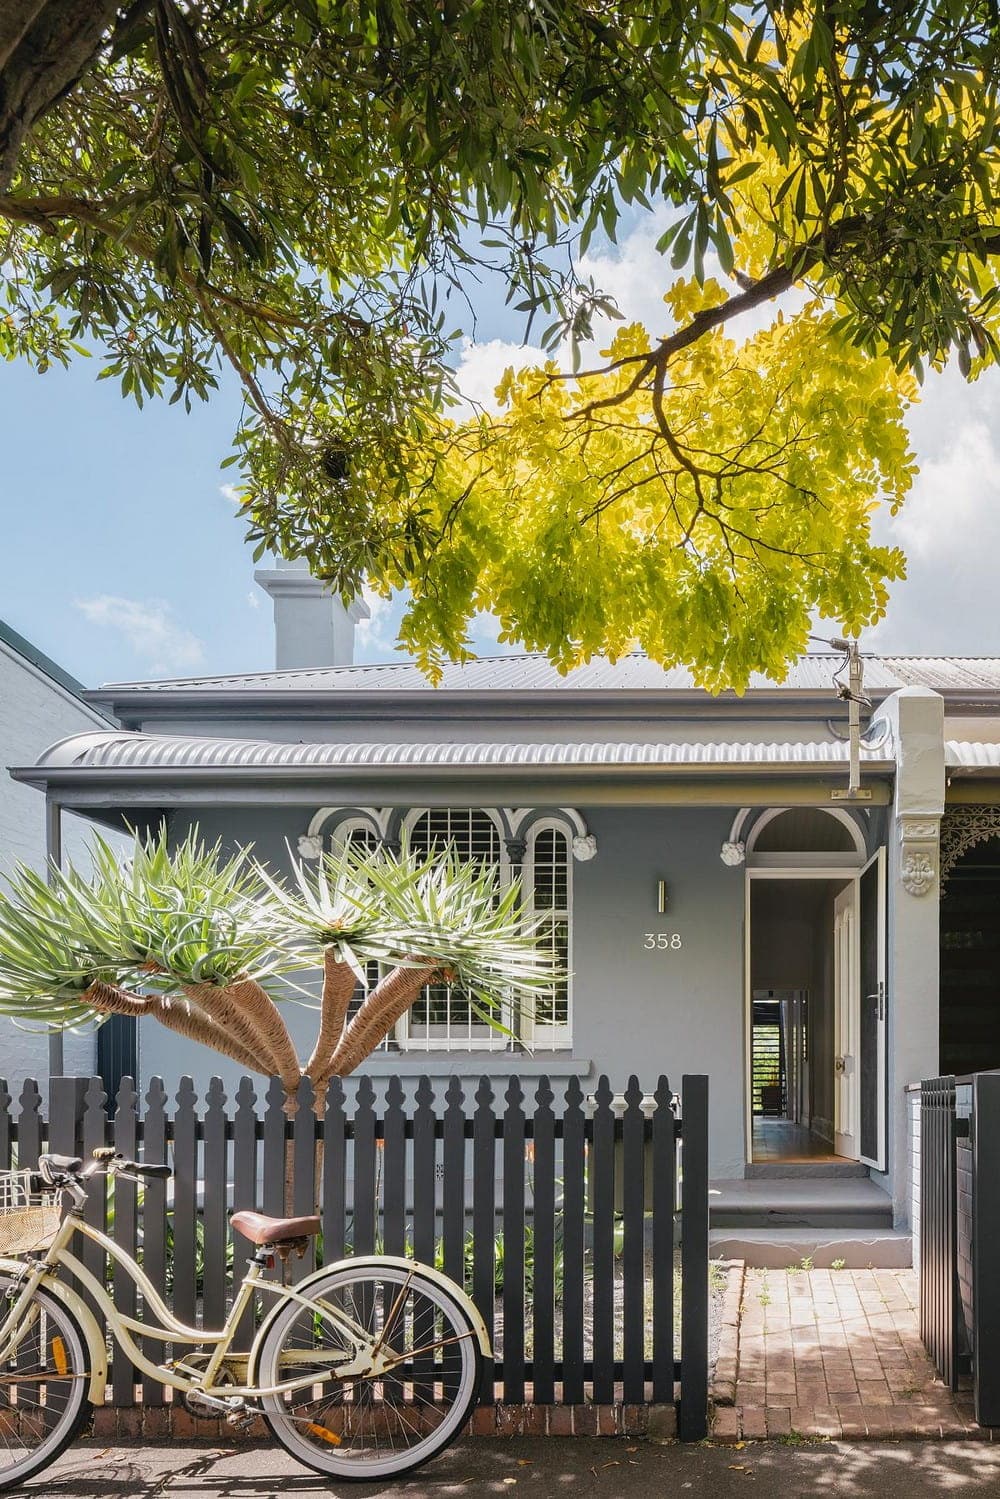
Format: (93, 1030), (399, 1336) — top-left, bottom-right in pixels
(741, 806), (886, 1169)
(749, 877), (851, 1162)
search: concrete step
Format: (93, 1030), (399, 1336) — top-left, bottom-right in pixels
(745, 1161), (869, 1180)
(709, 1177), (893, 1230)
(710, 1226), (912, 1269)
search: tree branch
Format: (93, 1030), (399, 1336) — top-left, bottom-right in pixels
(0, 0), (121, 191)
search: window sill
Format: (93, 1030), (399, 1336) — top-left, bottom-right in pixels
(352, 1053), (592, 1080)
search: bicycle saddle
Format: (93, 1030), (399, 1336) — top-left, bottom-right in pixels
(230, 1210), (321, 1246)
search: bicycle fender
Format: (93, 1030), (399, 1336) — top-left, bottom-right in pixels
(248, 1253), (493, 1381)
(0, 1257), (108, 1405)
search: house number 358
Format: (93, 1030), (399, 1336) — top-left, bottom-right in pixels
(644, 933), (683, 950)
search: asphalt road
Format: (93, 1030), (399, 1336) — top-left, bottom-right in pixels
(32, 1439), (1000, 1498)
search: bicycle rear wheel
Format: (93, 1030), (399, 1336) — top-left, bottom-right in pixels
(0, 1278), (91, 1491)
(257, 1260), (482, 1481)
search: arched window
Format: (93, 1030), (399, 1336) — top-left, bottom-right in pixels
(523, 823), (572, 1046)
(329, 816), (382, 854)
(745, 807), (867, 866)
(396, 808), (572, 1051)
(306, 806), (575, 1053)
(399, 809), (510, 1050)
(325, 819), (390, 1049)
(406, 807), (506, 869)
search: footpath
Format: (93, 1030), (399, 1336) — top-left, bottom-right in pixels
(41, 1437), (1000, 1497)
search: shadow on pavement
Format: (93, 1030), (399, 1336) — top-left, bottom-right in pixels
(39, 1437), (1000, 1498)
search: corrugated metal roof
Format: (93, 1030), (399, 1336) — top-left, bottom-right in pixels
(30, 730), (895, 775)
(90, 653), (1000, 697)
(947, 741), (1000, 769)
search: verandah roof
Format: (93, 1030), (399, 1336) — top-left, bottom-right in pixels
(14, 728), (895, 784)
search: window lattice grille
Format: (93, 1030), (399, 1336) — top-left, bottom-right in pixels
(331, 823), (389, 1049)
(321, 811), (573, 1052)
(405, 809), (507, 1049)
(528, 828), (570, 1030)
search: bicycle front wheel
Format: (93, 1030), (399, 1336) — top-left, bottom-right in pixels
(257, 1260), (482, 1481)
(0, 1278), (91, 1491)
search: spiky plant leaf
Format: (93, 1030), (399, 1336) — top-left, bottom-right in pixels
(265, 837), (562, 1008)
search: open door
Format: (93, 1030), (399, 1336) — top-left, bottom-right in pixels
(858, 847), (887, 1171)
(833, 851), (887, 1168)
(833, 882), (858, 1157)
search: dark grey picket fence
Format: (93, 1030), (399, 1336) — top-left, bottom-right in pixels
(2, 1070), (709, 1437)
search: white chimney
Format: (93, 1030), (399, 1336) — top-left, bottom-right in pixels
(254, 557), (370, 669)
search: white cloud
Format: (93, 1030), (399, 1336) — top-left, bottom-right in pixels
(246, 591), (260, 610)
(452, 208), (807, 417)
(75, 596), (206, 676)
(219, 483), (242, 505)
(355, 585), (404, 656)
(452, 337), (547, 415)
(866, 365), (1000, 655)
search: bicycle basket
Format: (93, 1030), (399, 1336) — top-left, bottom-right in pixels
(0, 1170), (61, 1256)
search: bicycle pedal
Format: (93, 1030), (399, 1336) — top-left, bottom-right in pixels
(227, 1406), (258, 1430)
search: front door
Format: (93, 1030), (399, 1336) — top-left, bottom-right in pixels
(857, 848), (887, 1170)
(833, 851), (887, 1167)
(833, 883), (858, 1157)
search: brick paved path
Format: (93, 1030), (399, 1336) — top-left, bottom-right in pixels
(712, 1266), (986, 1441)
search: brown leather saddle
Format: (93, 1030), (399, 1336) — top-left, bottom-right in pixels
(230, 1210), (321, 1260)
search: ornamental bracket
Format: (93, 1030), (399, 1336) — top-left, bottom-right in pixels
(899, 814), (941, 897)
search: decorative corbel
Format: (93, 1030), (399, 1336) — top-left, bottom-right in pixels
(898, 815), (941, 897)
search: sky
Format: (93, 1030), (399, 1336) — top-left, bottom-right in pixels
(2, 204), (1000, 688)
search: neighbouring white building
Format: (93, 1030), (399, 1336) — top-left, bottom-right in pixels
(0, 618), (118, 1096)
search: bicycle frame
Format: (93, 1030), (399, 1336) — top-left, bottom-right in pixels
(0, 1208), (491, 1410)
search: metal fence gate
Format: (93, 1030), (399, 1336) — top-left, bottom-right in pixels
(919, 1071), (1000, 1426)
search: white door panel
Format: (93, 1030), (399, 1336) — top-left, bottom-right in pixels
(834, 883), (858, 1158)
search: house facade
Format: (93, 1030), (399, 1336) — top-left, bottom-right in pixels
(12, 574), (1000, 1249)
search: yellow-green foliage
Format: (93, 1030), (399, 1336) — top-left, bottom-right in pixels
(392, 282), (916, 689)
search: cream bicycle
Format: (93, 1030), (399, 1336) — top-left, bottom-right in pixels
(0, 1149), (489, 1488)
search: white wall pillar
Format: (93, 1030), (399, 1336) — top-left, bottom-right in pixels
(878, 686), (945, 1224)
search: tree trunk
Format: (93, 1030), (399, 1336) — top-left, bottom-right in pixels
(150, 993), (268, 1076)
(328, 962), (439, 1077)
(82, 980), (149, 1018)
(181, 980), (281, 1071)
(225, 978), (302, 1111)
(305, 949), (357, 1115)
(81, 979), (273, 1076)
(0, 0), (122, 191)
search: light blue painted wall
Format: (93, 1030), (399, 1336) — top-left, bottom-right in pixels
(143, 802), (747, 1177)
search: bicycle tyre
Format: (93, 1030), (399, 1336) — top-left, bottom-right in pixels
(0, 1277), (91, 1491)
(257, 1260), (482, 1481)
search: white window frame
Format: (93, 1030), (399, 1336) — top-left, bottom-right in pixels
(310, 805), (576, 1054)
(328, 815), (383, 853)
(521, 818), (573, 1050)
(395, 807), (513, 1052)
(322, 818), (390, 1048)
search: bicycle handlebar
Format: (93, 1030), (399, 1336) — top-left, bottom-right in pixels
(34, 1150), (171, 1191)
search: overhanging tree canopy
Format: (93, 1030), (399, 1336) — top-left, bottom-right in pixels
(3, 2), (999, 684)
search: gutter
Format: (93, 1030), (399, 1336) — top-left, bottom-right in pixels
(10, 757), (897, 792)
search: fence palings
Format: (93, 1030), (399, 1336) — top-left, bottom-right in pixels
(920, 1076), (961, 1390)
(1, 1071), (709, 1430)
